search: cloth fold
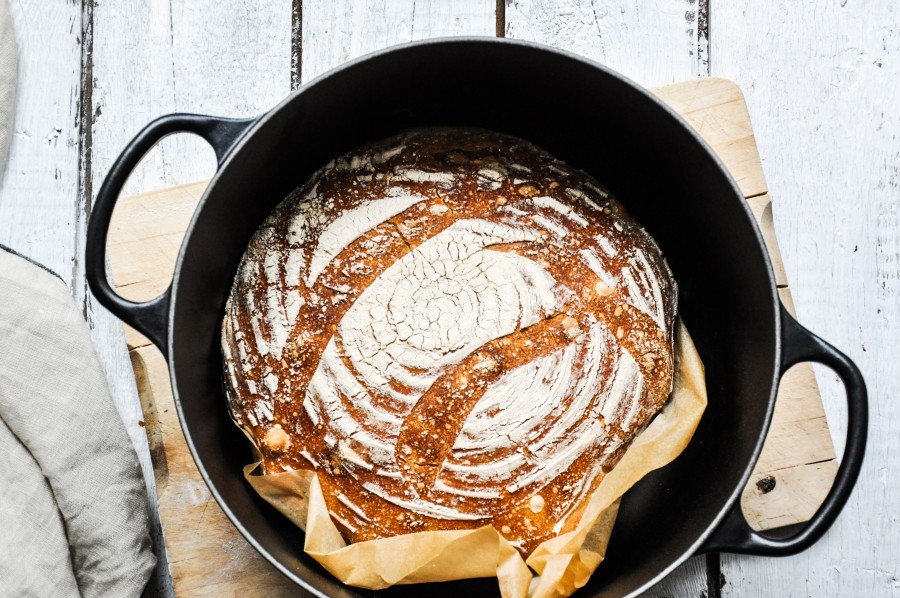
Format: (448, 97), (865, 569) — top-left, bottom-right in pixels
(0, 250), (157, 597)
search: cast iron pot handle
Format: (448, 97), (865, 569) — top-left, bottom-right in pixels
(85, 114), (257, 356)
(700, 304), (868, 556)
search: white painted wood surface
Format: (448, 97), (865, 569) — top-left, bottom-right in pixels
(0, 1), (81, 279)
(710, 1), (900, 596)
(505, 0), (709, 87)
(301, 0), (494, 83)
(0, 0), (895, 595)
(91, 1), (292, 203)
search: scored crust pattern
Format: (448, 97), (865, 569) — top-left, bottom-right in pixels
(222, 128), (677, 555)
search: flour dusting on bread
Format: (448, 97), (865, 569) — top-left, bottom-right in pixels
(222, 128), (677, 555)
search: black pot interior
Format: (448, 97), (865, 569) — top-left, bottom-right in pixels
(169, 39), (779, 597)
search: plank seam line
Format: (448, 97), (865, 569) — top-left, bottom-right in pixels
(74, 0), (94, 310)
(698, 0), (710, 76)
(706, 552), (722, 598)
(291, 0), (302, 89)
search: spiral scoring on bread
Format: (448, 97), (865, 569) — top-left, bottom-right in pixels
(222, 128), (676, 552)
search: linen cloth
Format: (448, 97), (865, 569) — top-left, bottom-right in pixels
(0, 249), (157, 597)
(0, 3), (156, 596)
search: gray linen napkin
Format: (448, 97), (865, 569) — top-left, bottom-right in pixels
(0, 249), (157, 597)
(0, 3), (156, 596)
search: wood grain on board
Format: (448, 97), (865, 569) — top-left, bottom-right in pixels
(107, 77), (837, 595)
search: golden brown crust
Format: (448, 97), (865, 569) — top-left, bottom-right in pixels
(222, 128), (677, 556)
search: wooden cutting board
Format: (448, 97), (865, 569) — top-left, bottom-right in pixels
(108, 77), (837, 595)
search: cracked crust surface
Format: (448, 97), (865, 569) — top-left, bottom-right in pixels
(222, 128), (677, 556)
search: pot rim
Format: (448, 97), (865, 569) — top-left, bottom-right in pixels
(166, 36), (782, 598)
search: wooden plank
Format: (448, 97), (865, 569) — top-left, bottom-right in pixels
(76, 9), (175, 590)
(0, 1), (81, 278)
(301, 0), (495, 83)
(711, 1), (899, 595)
(108, 77), (833, 596)
(88, 2), (293, 595)
(90, 1), (292, 200)
(505, 0), (709, 88)
(168, 2), (292, 125)
(642, 557), (712, 598)
(654, 68), (838, 538)
(657, 76), (837, 562)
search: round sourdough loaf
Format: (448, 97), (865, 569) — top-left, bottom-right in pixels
(222, 128), (677, 556)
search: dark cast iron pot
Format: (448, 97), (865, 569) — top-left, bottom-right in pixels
(85, 38), (867, 597)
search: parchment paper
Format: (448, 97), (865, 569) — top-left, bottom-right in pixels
(244, 319), (706, 597)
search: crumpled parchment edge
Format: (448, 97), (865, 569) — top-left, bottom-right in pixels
(243, 319), (707, 598)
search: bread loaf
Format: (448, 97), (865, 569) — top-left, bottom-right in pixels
(222, 128), (677, 556)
